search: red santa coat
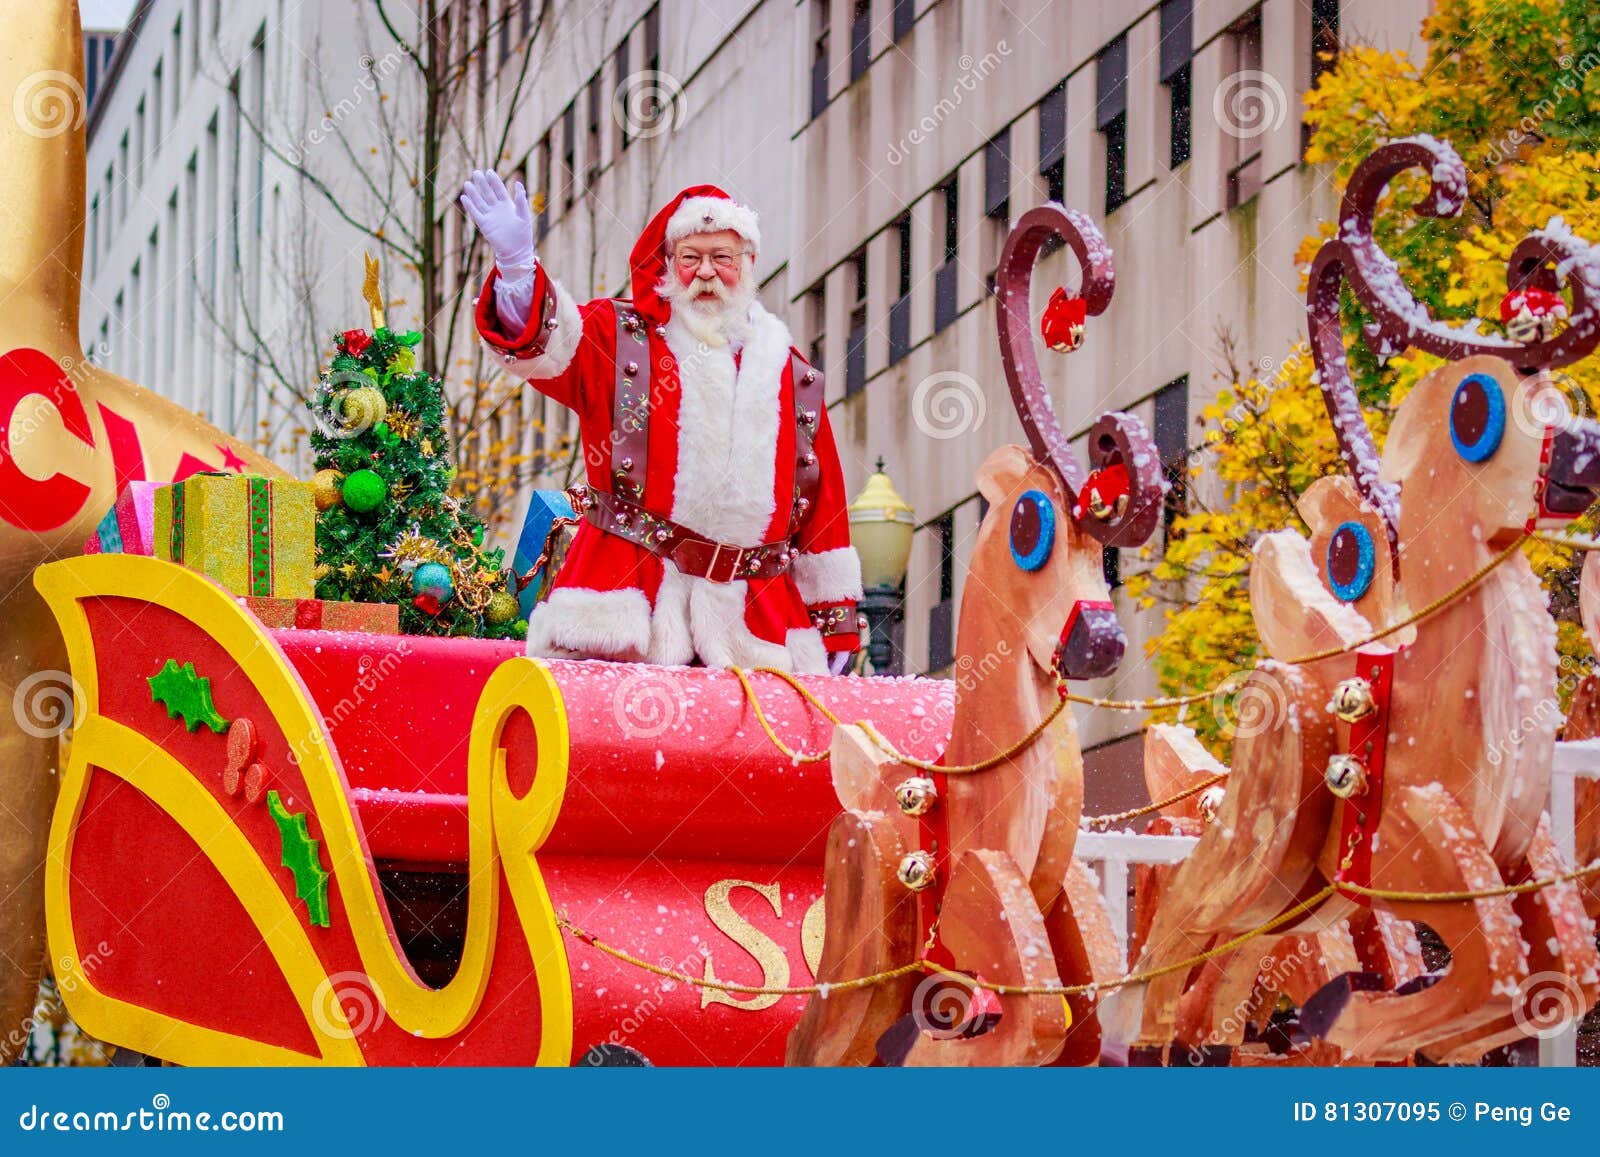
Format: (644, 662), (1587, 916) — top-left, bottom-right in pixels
(476, 185), (862, 672)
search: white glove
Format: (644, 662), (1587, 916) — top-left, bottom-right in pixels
(461, 169), (537, 330)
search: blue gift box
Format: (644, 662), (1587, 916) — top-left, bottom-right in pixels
(513, 489), (576, 620)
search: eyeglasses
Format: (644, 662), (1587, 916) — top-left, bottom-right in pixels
(674, 249), (742, 271)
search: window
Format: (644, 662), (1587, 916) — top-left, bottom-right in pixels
(1097, 37), (1128, 213)
(928, 514), (956, 671)
(190, 0), (201, 76)
(1103, 544), (1121, 589)
(1305, 0), (1340, 154)
(134, 98), (145, 187)
(1224, 8), (1265, 208)
(87, 195), (99, 279)
(500, 0), (512, 63)
(117, 134), (128, 219)
(889, 215), (912, 364)
(846, 249), (867, 394)
(645, 3), (661, 72)
(984, 128), (1010, 219)
(172, 18), (183, 105)
(811, 1), (831, 118)
(1159, 0), (1193, 169)
(614, 35), (630, 151)
(152, 62), (164, 159)
(586, 73), (601, 186)
(1039, 81), (1066, 203)
(1153, 375), (1190, 544)
(562, 102), (576, 209)
(807, 284), (826, 368)
(850, 1), (871, 82)
(522, 0), (535, 38)
(935, 178), (959, 333)
(536, 131), (552, 239)
(892, 0), (914, 41)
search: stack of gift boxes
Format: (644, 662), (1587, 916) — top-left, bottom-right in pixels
(84, 473), (398, 635)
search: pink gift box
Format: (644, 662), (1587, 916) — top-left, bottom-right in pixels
(82, 480), (158, 556)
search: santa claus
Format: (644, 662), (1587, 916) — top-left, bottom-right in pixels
(460, 171), (862, 672)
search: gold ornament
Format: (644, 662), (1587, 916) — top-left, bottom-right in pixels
(422, 438), (435, 457)
(896, 850), (937, 892)
(1198, 785), (1226, 824)
(455, 573), (493, 613)
(1330, 677), (1377, 723)
(313, 563), (332, 581)
(894, 775), (939, 817)
(1324, 754), (1369, 799)
(342, 385), (388, 431)
(312, 468), (345, 511)
(386, 411), (419, 440)
(485, 590), (519, 625)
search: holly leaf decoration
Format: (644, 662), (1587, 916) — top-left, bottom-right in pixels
(147, 659), (230, 733)
(266, 790), (331, 927)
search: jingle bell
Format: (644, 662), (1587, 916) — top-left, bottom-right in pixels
(1330, 677), (1377, 723)
(894, 775), (939, 817)
(1197, 785), (1226, 824)
(897, 850), (937, 892)
(1324, 754), (1369, 799)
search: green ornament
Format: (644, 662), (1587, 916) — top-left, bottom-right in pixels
(374, 421), (399, 447)
(343, 468), (388, 513)
(399, 330), (423, 347)
(511, 620), (528, 640)
(485, 590), (518, 625)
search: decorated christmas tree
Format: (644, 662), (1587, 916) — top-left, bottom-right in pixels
(307, 256), (526, 640)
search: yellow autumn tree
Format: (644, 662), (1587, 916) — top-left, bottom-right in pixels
(1127, 0), (1600, 745)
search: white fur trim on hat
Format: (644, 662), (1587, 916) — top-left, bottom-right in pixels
(665, 195), (762, 252)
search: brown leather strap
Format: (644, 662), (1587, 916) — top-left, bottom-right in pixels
(789, 355), (826, 536)
(573, 487), (796, 584)
(611, 307), (651, 501)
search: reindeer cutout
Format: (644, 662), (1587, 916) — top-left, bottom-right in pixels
(1122, 138), (1600, 1065)
(1557, 553), (1600, 918)
(787, 206), (1164, 1067)
(0, 1), (275, 1060)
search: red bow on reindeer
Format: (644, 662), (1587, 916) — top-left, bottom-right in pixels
(1499, 286), (1568, 344)
(1041, 287), (1087, 353)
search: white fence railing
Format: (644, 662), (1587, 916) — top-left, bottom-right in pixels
(1074, 738), (1600, 1066)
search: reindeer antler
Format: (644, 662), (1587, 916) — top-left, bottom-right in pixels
(995, 205), (1164, 547)
(1307, 136), (1600, 563)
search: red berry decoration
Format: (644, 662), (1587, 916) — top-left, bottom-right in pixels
(1041, 287), (1087, 353)
(340, 328), (373, 356)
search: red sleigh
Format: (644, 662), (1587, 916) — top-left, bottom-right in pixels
(35, 552), (953, 1065)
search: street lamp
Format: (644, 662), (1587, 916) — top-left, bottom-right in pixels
(847, 458), (915, 675)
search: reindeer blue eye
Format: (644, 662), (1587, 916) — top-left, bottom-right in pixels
(1326, 521), (1376, 602)
(1010, 489), (1056, 571)
(1449, 373), (1505, 462)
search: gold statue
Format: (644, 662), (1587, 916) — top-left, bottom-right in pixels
(0, 1), (278, 1061)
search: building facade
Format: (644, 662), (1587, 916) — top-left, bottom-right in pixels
(84, 0), (1433, 798)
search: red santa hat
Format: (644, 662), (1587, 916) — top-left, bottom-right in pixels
(664, 191), (761, 253)
(630, 185), (762, 323)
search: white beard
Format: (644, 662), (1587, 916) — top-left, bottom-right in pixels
(657, 263), (757, 349)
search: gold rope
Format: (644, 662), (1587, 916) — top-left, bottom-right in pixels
(1081, 773), (1227, 829)
(557, 859), (1600, 1002)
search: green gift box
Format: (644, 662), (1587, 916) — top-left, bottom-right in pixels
(153, 473), (315, 599)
